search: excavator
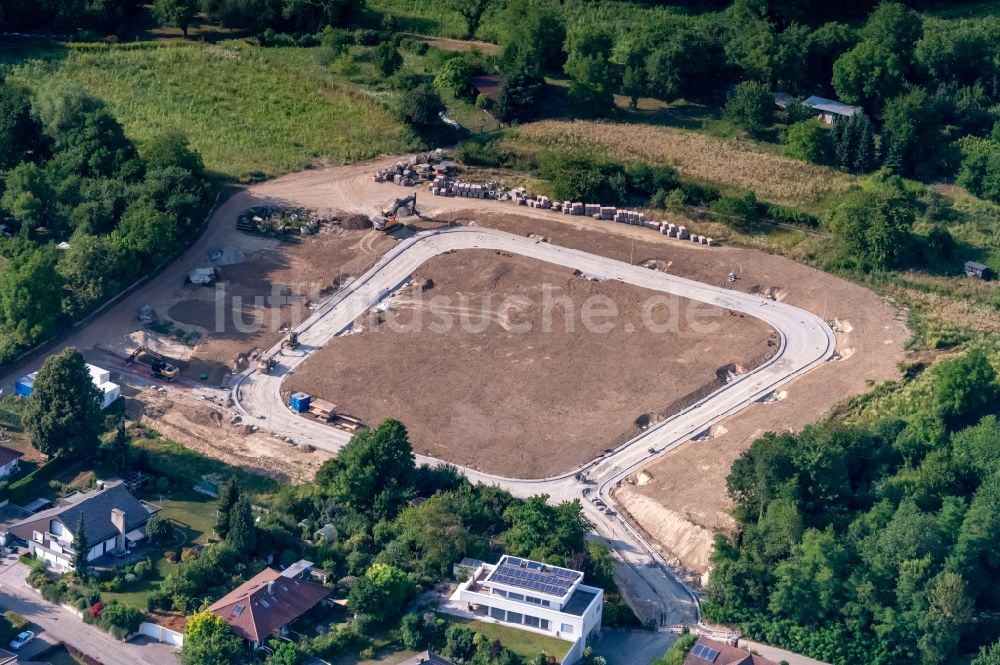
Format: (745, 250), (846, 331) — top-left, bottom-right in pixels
(126, 346), (179, 382)
(372, 194), (417, 232)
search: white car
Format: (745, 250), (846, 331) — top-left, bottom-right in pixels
(9, 630), (34, 650)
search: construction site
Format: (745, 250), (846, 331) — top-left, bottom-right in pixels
(281, 249), (777, 477)
(12, 157), (909, 581)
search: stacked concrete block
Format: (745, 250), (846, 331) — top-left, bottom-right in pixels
(645, 220), (659, 230)
(562, 201), (573, 214)
(600, 206), (615, 220)
(706, 238), (714, 246)
(539, 196), (552, 209)
(678, 226), (689, 239)
(571, 202), (585, 215)
(585, 204), (600, 216)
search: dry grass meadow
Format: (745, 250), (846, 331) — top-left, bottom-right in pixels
(514, 120), (860, 211)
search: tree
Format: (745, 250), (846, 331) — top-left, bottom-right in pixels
(145, 514), (175, 545)
(111, 198), (179, 261)
(881, 89), (950, 179)
(395, 84), (445, 131)
(832, 41), (905, 115)
(563, 29), (616, 118)
(73, 516), (89, 577)
(282, 0), (362, 33)
(860, 2), (922, 71)
(226, 495), (256, 557)
(453, 0), (491, 39)
(723, 80), (773, 135)
(141, 130), (204, 175)
(957, 137), (1000, 204)
(374, 41), (403, 77)
(215, 477), (240, 539)
(832, 112), (878, 173)
(494, 70), (544, 124)
(318, 419), (415, 519)
(0, 77), (43, 169)
(0, 162), (58, 234)
(433, 57), (473, 98)
(917, 572), (973, 665)
(973, 640), (1000, 665)
(502, 495), (591, 565)
(179, 611), (242, 665)
(21, 347), (103, 459)
(99, 601), (144, 639)
(152, 0), (199, 37)
(57, 236), (121, 318)
(0, 247), (66, 354)
(711, 191), (759, 231)
(267, 641), (300, 665)
(347, 563), (416, 624)
(395, 493), (472, 577)
(827, 185), (916, 271)
(497, 0), (564, 77)
(932, 348), (999, 430)
(785, 119), (831, 164)
(106, 419), (131, 473)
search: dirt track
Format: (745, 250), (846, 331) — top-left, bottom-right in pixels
(284, 250), (775, 478)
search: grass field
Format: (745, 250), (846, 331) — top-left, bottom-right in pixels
(1, 41), (414, 180)
(511, 120), (859, 212)
(438, 614), (570, 661)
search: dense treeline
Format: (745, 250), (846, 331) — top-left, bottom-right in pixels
(706, 348), (1000, 665)
(0, 76), (212, 363)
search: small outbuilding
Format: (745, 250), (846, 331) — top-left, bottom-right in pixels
(802, 95), (861, 124)
(965, 260), (992, 280)
(470, 74), (502, 104)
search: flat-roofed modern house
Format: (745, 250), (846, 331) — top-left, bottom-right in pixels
(452, 555), (603, 663)
(801, 95), (861, 124)
(8, 480), (160, 570)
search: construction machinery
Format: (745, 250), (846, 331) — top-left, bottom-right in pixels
(372, 194), (417, 232)
(257, 357), (276, 374)
(281, 331), (300, 350)
(126, 346), (179, 382)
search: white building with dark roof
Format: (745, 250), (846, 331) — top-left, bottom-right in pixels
(451, 555), (603, 663)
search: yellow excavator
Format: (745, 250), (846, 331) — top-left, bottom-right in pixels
(372, 194), (417, 232)
(126, 346), (179, 382)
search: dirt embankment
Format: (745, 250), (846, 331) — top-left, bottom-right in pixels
(284, 249), (775, 478)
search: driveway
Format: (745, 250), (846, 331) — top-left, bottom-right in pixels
(0, 561), (177, 665)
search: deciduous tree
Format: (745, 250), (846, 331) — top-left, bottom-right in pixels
(21, 347), (103, 459)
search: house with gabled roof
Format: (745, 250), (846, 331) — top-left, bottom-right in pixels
(0, 446), (23, 479)
(8, 480), (159, 570)
(208, 563), (331, 648)
(682, 637), (779, 665)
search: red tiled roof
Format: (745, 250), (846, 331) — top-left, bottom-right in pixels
(0, 446), (23, 468)
(682, 638), (779, 665)
(208, 568), (330, 643)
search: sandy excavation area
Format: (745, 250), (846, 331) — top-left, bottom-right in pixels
(284, 249), (776, 478)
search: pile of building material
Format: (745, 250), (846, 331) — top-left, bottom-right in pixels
(378, 171), (716, 246)
(16, 363), (120, 409)
(236, 207), (324, 235)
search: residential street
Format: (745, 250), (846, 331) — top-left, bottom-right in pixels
(0, 560), (177, 665)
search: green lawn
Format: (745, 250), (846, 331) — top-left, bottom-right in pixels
(99, 490), (218, 609)
(0, 41), (414, 180)
(437, 614), (570, 661)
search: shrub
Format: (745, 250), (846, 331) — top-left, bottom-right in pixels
(40, 583), (63, 604)
(711, 191), (760, 230)
(164, 550), (178, 563)
(155, 476), (171, 493)
(133, 560), (152, 578)
(99, 601), (143, 639)
(353, 29), (381, 46)
(4, 611), (28, 631)
(475, 93), (492, 110)
(89, 601), (104, 618)
(360, 647), (376, 659)
(456, 138), (505, 168)
(181, 547), (200, 562)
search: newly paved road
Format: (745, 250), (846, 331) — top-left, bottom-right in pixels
(0, 561), (178, 665)
(233, 226), (836, 628)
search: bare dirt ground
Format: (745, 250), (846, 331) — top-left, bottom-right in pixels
(122, 382), (332, 482)
(284, 250), (775, 478)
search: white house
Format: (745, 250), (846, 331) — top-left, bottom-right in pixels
(8, 481), (160, 570)
(15, 363), (120, 410)
(452, 556), (603, 664)
(0, 446), (23, 479)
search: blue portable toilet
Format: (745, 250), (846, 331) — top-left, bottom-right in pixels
(290, 392), (311, 413)
(14, 373), (35, 397)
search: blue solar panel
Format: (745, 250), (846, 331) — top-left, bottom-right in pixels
(486, 556), (583, 596)
(691, 644), (719, 663)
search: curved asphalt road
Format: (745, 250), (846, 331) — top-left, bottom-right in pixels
(232, 226), (836, 627)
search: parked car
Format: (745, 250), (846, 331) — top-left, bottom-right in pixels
(10, 630), (34, 650)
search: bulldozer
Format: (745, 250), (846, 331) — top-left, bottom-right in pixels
(126, 346), (179, 382)
(372, 194), (417, 232)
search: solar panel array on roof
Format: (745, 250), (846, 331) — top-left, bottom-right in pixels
(487, 556), (582, 596)
(690, 644), (720, 662)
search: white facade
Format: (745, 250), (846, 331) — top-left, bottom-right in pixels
(27, 522), (118, 570)
(453, 556), (603, 664)
(0, 458), (19, 478)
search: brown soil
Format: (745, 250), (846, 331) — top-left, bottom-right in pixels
(284, 250), (775, 478)
(130, 386), (332, 482)
(442, 210), (906, 572)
